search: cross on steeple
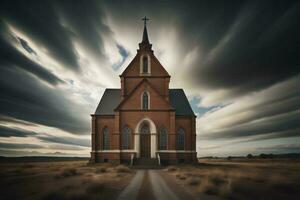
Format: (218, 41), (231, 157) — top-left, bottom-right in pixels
(142, 16), (149, 26)
(139, 16), (151, 50)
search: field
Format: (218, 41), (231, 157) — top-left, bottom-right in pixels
(0, 158), (299, 200)
(165, 158), (300, 200)
(0, 160), (134, 200)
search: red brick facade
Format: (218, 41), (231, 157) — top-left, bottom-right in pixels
(90, 24), (197, 165)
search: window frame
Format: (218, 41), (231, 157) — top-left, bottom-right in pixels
(103, 127), (110, 150)
(159, 127), (168, 150)
(141, 91), (150, 110)
(140, 54), (151, 75)
(122, 126), (131, 149)
(142, 56), (148, 73)
(176, 127), (185, 150)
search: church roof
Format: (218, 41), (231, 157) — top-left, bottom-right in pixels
(94, 89), (195, 116)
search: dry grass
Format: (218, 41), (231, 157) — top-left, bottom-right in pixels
(165, 166), (177, 172)
(0, 160), (135, 200)
(95, 167), (107, 173)
(59, 168), (79, 177)
(166, 158), (300, 200)
(115, 165), (131, 173)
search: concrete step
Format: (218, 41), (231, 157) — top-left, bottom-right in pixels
(132, 158), (162, 169)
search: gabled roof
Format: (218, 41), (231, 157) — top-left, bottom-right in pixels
(169, 89), (195, 116)
(93, 89), (121, 115)
(94, 89), (195, 116)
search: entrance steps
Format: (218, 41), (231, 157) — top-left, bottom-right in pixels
(132, 158), (161, 169)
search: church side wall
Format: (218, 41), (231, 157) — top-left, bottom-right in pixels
(91, 116), (121, 163)
(175, 117), (193, 151)
(157, 116), (197, 164)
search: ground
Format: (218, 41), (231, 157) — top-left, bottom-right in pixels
(0, 158), (299, 200)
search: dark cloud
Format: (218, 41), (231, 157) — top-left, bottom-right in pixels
(55, 0), (110, 58)
(0, 115), (36, 126)
(0, 125), (36, 137)
(38, 135), (90, 147)
(0, 142), (42, 149)
(0, 23), (64, 86)
(0, 66), (89, 134)
(201, 109), (300, 140)
(0, 1), (78, 71)
(17, 37), (37, 55)
(0, 0), (110, 71)
(190, 1), (300, 96)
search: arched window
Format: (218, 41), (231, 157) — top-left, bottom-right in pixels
(142, 56), (148, 73)
(159, 128), (167, 150)
(103, 127), (109, 150)
(142, 91), (149, 110)
(122, 126), (131, 149)
(176, 128), (185, 150)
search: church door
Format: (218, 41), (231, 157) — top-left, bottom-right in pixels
(140, 123), (151, 158)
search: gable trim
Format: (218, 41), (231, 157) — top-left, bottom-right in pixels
(114, 78), (174, 111)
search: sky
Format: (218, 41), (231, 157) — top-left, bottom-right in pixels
(0, 0), (299, 157)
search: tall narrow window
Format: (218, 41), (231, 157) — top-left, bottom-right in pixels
(142, 56), (148, 73)
(103, 127), (109, 150)
(122, 126), (131, 149)
(176, 128), (185, 150)
(159, 128), (167, 150)
(142, 92), (149, 110)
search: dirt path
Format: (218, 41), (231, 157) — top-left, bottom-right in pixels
(117, 169), (196, 200)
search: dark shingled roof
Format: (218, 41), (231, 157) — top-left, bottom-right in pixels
(94, 89), (121, 115)
(94, 89), (195, 116)
(169, 89), (195, 116)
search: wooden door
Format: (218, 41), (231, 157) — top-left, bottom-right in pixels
(140, 135), (150, 158)
(140, 123), (151, 158)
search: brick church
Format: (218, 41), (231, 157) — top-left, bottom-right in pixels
(91, 18), (197, 165)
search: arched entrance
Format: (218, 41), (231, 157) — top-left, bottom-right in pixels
(140, 122), (151, 158)
(134, 118), (157, 158)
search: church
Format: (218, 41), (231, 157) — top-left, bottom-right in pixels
(90, 18), (197, 165)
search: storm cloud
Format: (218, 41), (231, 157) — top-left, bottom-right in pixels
(0, 125), (36, 138)
(0, 0), (299, 156)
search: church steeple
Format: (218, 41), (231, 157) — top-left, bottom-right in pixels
(139, 16), (152, 50)
(142, 16), (149, 43)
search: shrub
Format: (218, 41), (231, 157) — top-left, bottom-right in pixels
(210, 176), (227, 186)
(187, 177), (201, 186)
(96, 167), (107, 173)
(166, 166), (177, 172)
(60, 168), (78, 177)
(115, 165), (130, 173)
(86, 181), (104, 194)
(175, 173), (186, 180)
(204, 187), (219, 195)
(247, 154), (254, 159)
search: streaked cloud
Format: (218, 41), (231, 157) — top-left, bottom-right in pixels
(0, 0), (299, 156)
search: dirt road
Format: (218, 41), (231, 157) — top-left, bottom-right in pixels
(117, 170), (196, 200)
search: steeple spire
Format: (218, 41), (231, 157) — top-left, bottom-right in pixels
(139, 16), (152, 50)
(142, 16), (149, 43)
